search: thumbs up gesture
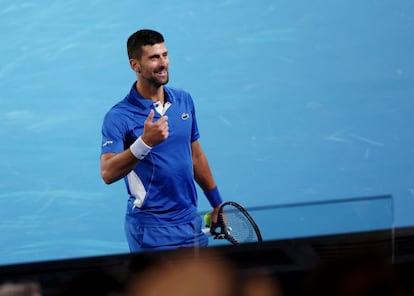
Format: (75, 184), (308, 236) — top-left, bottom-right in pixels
(141, 110), (169, 147)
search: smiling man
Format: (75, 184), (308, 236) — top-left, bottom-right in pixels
(100, 29), (223, 252)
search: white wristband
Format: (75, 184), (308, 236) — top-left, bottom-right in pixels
(130, 136), (152, 160)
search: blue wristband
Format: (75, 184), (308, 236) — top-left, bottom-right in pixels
(204, 187), (223, 208)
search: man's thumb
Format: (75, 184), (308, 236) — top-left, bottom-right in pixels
(145, 109), (154, 123)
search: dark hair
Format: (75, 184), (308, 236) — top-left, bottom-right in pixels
(127, 29), (165, 60)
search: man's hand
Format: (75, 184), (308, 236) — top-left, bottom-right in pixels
(210, 204), (221, 226)
(141, 109), (169, 147)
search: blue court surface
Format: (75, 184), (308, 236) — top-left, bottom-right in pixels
(1, 0), (413, 265)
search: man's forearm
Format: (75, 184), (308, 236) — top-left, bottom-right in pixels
(100, 150), (139, 184)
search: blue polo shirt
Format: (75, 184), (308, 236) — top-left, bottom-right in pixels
(101, 83), (200, 226)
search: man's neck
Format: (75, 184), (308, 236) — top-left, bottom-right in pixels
(136, 81), (165, 104)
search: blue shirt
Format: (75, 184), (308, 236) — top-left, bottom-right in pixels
(101, 83), (200, 226)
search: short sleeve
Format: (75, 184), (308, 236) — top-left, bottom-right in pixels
(101, 110), (126, 154)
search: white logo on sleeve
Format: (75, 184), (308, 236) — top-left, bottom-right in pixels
(102, 140), (113, 147)
(181, 113), (189, 120)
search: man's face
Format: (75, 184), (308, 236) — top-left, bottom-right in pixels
(135, 42), (169, 87)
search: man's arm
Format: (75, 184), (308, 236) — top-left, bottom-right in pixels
(100, 110), (169, 184)
(192, 140), (216, 191)
(100, 151), (139, 184)
(192, 140), (222, 223)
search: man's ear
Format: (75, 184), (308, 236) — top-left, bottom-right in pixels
(129, 59), (140, 73)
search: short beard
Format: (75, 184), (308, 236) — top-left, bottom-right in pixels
(148, 74), (169, 88)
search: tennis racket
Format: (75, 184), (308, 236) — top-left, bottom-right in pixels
(203, 201), (262, 245)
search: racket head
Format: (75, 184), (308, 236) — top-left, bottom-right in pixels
(210, 201), (262, 245)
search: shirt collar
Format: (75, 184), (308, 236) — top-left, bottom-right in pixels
(126, 82), (174, 109)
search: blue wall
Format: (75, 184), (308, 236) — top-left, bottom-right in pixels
(1, 0), (413, 265)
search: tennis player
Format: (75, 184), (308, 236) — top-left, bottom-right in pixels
(100, 29), (223, 252)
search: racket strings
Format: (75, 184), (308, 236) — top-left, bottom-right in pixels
(220, 209), (259, 243)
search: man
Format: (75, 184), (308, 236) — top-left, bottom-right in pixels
(100, 29), (223, 252)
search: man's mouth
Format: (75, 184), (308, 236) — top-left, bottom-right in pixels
(156, 70), (167, 77)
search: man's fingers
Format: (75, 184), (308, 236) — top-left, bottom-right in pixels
(157, 115), (168, 124)
(145, 109), (155, 123)
(145, 110), (168, 133)
(146, 110), (169, 125)
(142, 110), (169, 147)
(154, 115), (169, 132)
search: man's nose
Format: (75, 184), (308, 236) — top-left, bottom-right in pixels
(159, 56), (168, 67)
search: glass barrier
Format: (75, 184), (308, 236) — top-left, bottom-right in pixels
(203, 194), (395, 260)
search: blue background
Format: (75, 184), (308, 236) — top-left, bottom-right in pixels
(0, 0), (413, 265)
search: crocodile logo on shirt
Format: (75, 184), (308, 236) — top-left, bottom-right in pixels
(181, 113), (190, 120)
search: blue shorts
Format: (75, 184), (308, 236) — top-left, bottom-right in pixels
(124, 213), (208, 252)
